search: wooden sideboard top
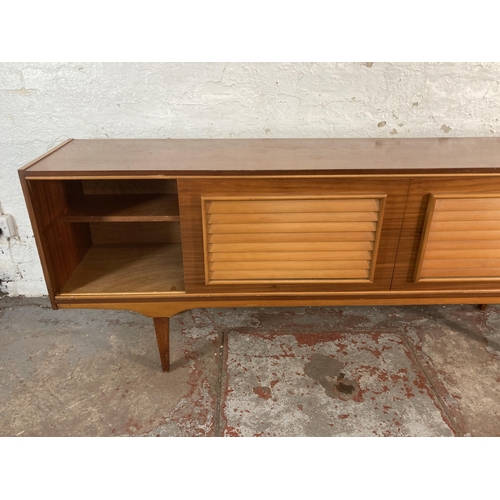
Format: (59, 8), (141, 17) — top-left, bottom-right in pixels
(20, 137), (500, 177)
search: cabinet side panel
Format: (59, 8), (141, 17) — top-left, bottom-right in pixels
(25, 180), (92, 299)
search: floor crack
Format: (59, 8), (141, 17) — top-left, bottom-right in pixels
(400, 330), (464, 437)
(213, 329), (226, 437)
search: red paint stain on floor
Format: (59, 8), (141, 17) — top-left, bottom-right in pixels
(253, 386), (272, 400)
(225, 426), (240, 437)
(405, 386), (415, 398)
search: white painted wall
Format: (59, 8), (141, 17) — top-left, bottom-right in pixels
(2, 62), (500, 296)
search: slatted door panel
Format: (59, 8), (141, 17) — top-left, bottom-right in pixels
(415, 194), (500, 282)
(202, 195), (386, 284)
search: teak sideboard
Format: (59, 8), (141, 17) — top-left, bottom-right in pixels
(18, 138), (500, 371)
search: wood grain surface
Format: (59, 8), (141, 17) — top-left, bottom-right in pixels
(415, 194), (500, 281)
(21, 138), (500, 177)
(65, 194), (180, 222)
(60, 244), (184, 295)
(202, 195), (385, 284)
(393, 178), (500, 291)
(22, 179), (92, 303)
(18, 139), (500, 314)
(179, 177), (408, 294)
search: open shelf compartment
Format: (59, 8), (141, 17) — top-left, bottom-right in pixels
(26, 178), (185, 298)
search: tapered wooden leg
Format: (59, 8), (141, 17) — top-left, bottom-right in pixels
(478, 304), (488, 311)
(153, 317), (170, 372)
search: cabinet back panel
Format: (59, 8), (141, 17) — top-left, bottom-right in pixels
(90, 221), (181, 245)
(82, 179), (177, 195)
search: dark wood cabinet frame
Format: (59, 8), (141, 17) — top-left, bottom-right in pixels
(19, 138), (500, 371)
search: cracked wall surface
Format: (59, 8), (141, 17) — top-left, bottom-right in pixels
(1, 62), (500, 295)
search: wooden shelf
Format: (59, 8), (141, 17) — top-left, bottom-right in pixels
(64, 194), (180, 222)
(60, 244), (184, 295)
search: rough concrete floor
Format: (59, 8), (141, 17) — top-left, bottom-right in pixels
(1, 297), (499, 436)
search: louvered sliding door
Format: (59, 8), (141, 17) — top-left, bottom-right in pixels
(415, 194), (500, 282)
(202, 195), (386, 285)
